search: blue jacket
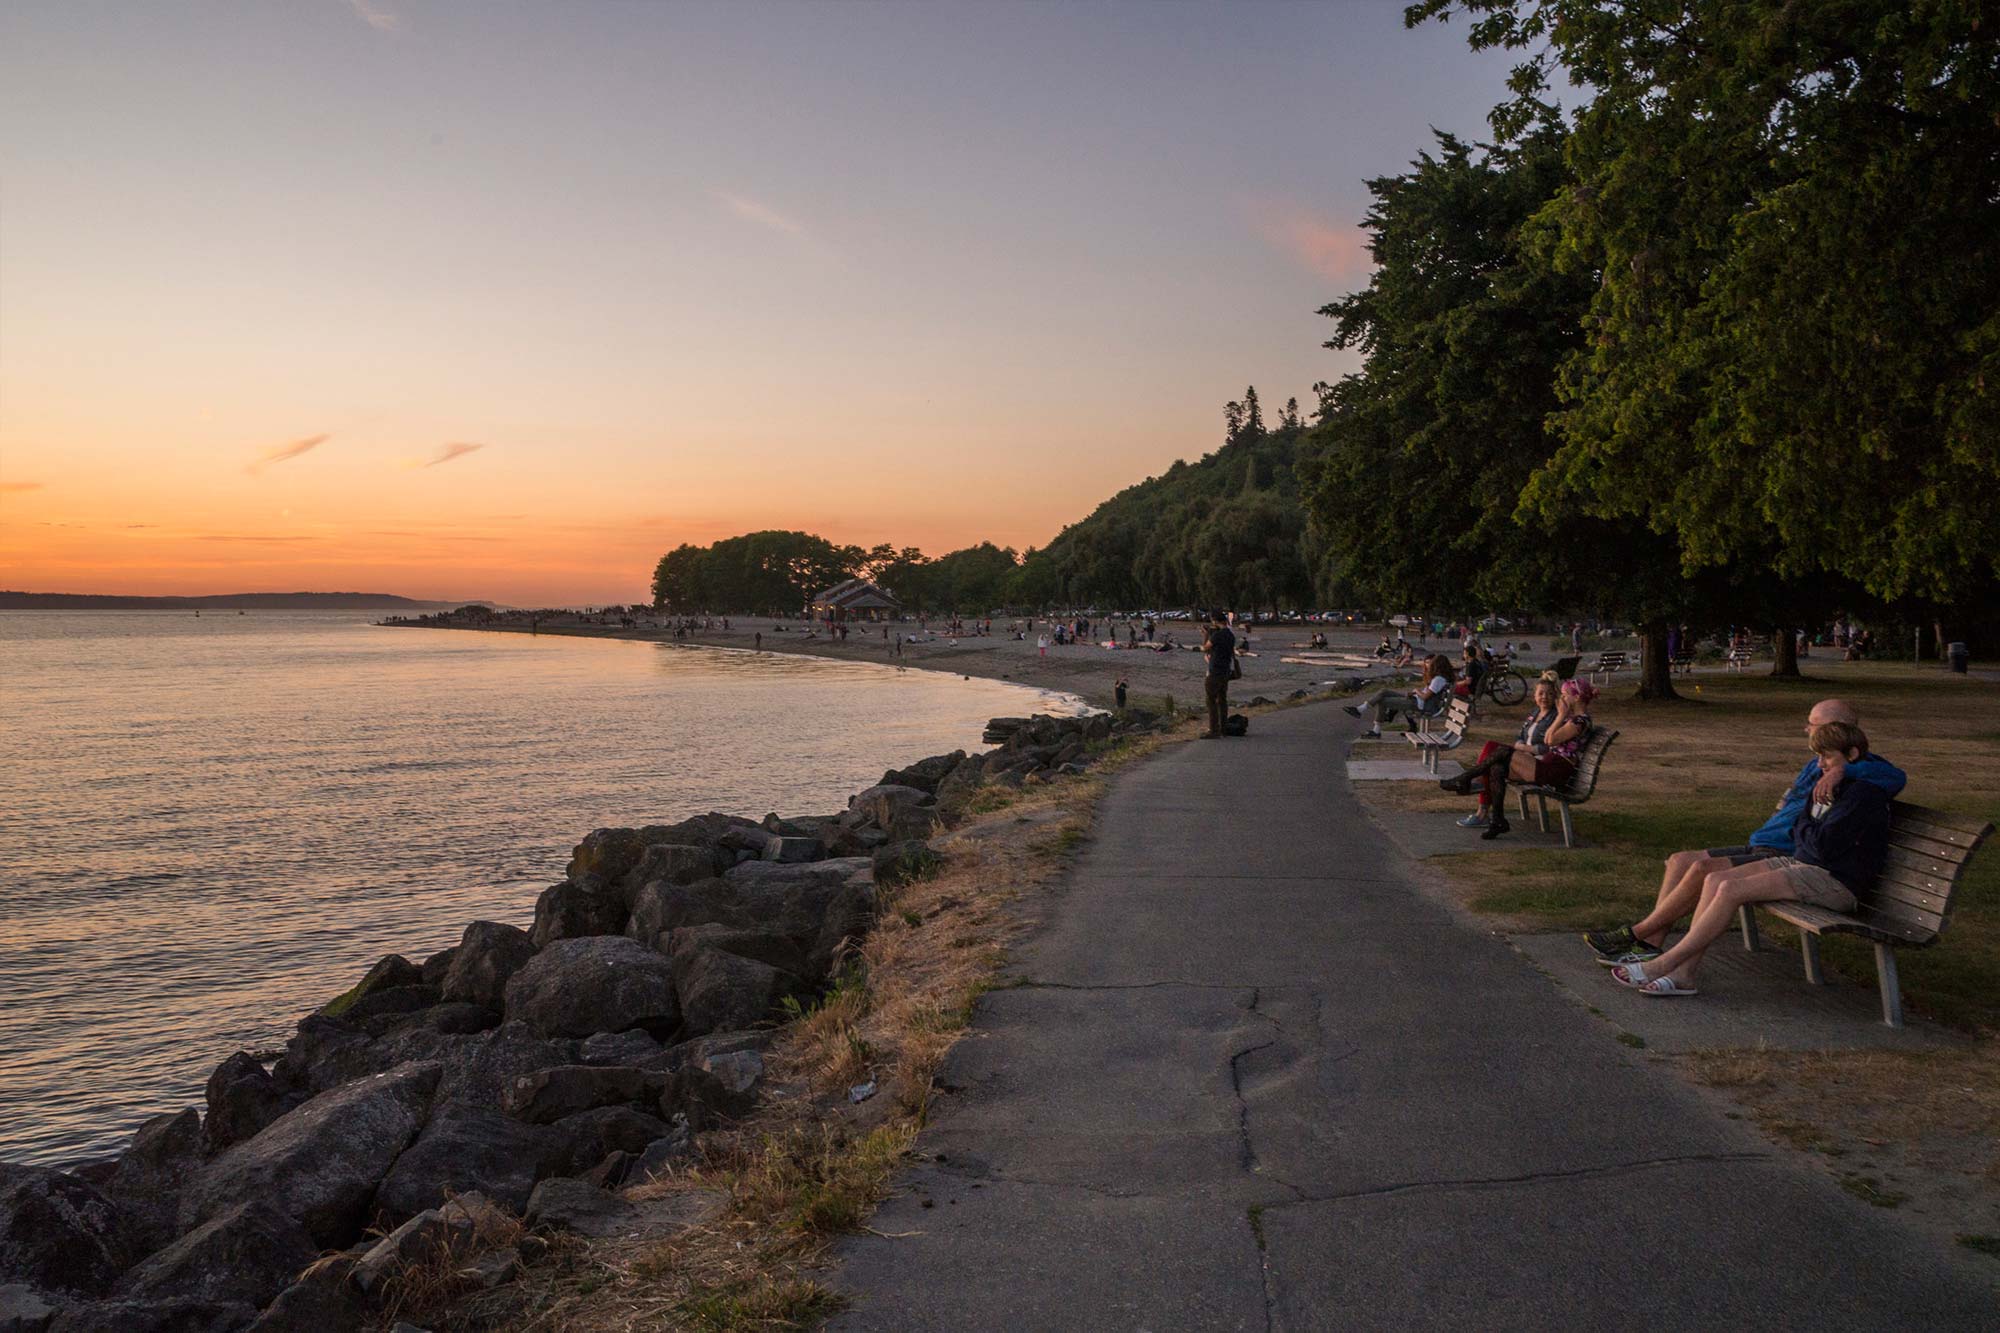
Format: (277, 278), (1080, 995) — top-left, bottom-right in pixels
(1747, 754), (1906, 852)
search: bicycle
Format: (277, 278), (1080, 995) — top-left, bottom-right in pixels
(1476, 654), (1528, 707)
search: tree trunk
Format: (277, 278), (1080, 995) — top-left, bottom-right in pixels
(1771, 625), (1800, 678)
(1636, 620), (1680, 700)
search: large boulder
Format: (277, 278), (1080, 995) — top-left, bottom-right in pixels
(432, 1021), (575, 1111)
(0, 1284), (56, 1332)
(548, 1107), (672, 1177)
(879, 752), (965, 795)
(629, 861), (876, 982)
(103, 1110), (204, 1255)
(0, 1166), (134, 1299)
(629, 843), (724, 895)
(116, 1200), (314, 1310)
(672, 945), (794, 1038)
(677, 1048), (766, 1125)
(528, 881), (627, 948)
(847, 784), (932, 829)
(320, 955), (422, 1018)
(242, 1255), (365, 1333)
(500, 1065), (668, 1126)
(660, 922), (810, 980)
(523, 1179), (724, 1242)
(566, 818), (748, 901)
(439, 922), (537, 1012)
(46, 1296), (256, 1332)
(202, 1054), (298, 1153)
(350, 1194), (511, 1303)
(418, 947), (457, 987)
(502, 937), (679, 1039)
(178, 1062), (440, 1248)
(373, 1109), (566, 1221)
(873, 840), (944, 888)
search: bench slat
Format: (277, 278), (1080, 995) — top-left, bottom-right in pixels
(1867, 870), (1954, 914)
(1888, 802), (1995, 838)
(1887, 829), (1980, 865)
(1765, 902), (1925, 945)
(1881, 846), (1965, 880)
(1857, 899), (1946, 937)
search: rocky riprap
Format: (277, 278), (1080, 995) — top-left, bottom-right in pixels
(1, 709), (1152, 1333)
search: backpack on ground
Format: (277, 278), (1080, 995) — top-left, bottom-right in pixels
(1224, 713), (1249, 736)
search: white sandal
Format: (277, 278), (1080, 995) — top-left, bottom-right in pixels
(1637, 976), (1699, 997)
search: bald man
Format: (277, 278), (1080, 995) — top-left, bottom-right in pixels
(1585, 698), (1906, 965)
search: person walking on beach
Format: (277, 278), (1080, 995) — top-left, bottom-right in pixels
(1115, 675), (1129, 711)
(755, 631), (762, 650)
(1200, 609), (1236, 740)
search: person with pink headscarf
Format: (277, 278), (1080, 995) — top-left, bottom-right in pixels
(1440, 675), (1597, 839)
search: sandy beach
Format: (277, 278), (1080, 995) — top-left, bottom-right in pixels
(379, 613), (1506, 709)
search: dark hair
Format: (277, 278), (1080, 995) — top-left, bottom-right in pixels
(1427, 654), (1457, 682)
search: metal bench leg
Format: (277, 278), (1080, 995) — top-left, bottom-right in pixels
(1557, 801), (1574, 848)
(1517, 791), (1529, 822)
(1738, 905), (1761, 952)
(1536, 795), (1551, 833)
(1800, 932), (1823, 985)
(1875, 944), (1903, 1029)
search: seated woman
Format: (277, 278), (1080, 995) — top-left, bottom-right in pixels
(1441, 676), (1595, 840)
(1610, 721), (1889, 996)
(1343, 655), (1456, 739)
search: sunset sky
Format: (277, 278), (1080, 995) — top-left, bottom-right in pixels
(1, 2), (1520, 605)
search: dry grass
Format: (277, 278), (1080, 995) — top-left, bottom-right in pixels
(1680, 1044), (2000, 1237)
(476, 719), (1196, 1332)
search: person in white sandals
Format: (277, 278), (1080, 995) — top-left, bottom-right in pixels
(1609, 721), (1892, 997)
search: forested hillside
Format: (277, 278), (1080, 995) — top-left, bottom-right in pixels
(1009, 387), (1316, 614)
(651, 386), (1318, 616)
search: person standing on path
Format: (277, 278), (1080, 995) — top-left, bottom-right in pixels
(1200, 609), (1236, 739)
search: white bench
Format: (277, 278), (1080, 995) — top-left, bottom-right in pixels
(1407, 697), (1473, 773)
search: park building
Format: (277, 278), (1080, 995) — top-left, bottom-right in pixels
(812, 577), (902, 622)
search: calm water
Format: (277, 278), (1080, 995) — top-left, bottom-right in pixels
(0, 612), (1081, 1167)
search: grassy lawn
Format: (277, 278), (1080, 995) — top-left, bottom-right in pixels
(1386, 662), (2000, 1031)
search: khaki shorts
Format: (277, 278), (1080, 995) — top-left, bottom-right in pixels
(1759, 856), (1859, 913)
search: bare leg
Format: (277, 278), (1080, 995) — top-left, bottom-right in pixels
(1646, 865), (1800, 983)
(1630, 852), (1728, 947)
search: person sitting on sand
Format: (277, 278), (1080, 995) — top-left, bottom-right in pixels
(1343, 655), (1455, 739)
(1583, 698), (1905, 968)
(1606, 721), (1892, 997)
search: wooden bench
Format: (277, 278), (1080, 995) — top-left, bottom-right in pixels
(1407, 697), (1472, 773)
(1514, 728), (1618, 847)
(1723, 646), (1754, 672)
(1670, 652), (1695, 677)
(1737, 802), (1993, 1028)
(1588, 650), (1627, 683)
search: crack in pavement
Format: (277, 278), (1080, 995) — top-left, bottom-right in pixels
(1005, 979), (1274, 994)
(1257, 1151), (1775, 1209)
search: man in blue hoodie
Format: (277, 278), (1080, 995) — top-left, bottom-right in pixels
(1584, 698), (1905, 965)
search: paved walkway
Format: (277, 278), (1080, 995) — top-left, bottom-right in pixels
(828, 703), (1995, 1330)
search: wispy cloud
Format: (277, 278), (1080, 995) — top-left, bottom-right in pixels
(712, 188), (809, 238)
(247, 433), (329, 475)
(197, 534), (317, 543)
(413, 441), (485, 469)
(347, 0), (403, 33)
(0, 481), (43, 493)
(1246, 199), (1371, 284)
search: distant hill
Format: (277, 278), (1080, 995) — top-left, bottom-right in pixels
(1014, 399), (1316, 613)
(0, 591), (474, 611)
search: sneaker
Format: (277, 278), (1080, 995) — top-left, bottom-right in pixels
(1456, 812), (1489, 828)
(1596, 945), (1662, 968)
(1583, 925), (1636, 959)
(1342, 705), (1362, 718)
(1360, 728), (1381, 739)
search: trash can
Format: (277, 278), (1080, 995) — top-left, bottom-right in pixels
(1948, 642), (1970, 674)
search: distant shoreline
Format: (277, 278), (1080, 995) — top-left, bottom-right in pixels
(1, 591), (464, 611)
(384, 612), (1409, 710)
